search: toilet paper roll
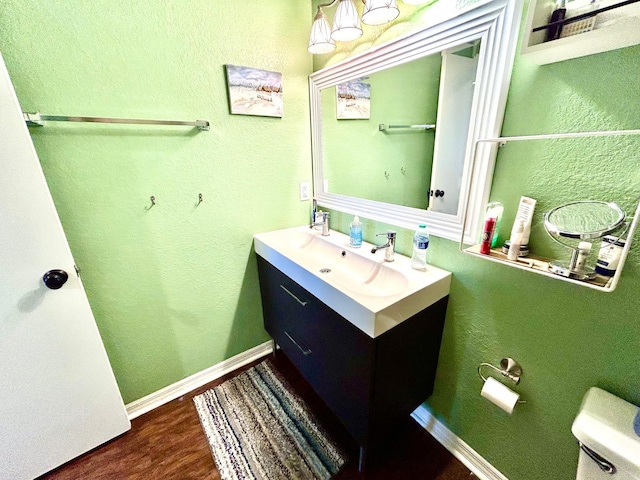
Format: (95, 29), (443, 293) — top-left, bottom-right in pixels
(481, 377), (520, 414)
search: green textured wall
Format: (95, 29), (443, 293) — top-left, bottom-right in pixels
(322, 54), (441, 208)
(0, 0), (312, 403)
(314, 1), (640, 479)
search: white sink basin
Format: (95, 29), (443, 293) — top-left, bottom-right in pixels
(254, 226), (452, 337)
(271, 229), (409, 297)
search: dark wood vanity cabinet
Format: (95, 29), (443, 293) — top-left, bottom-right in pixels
(256, 256), (448, 455)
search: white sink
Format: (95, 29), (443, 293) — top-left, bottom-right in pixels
(270, 229), (409, 297)
(254, 226), (452, 337)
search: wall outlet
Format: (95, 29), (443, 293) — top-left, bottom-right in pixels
(299, 182), (310, 201)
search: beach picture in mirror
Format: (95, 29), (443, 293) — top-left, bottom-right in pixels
(225, 65), (283, 118)
(336, 80), (370, 119)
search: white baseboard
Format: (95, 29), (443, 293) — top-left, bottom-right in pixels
(126, 341), (273, 420)
(412, 405), (508, 480)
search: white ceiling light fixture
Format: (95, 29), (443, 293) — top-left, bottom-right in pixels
(308, 0), (404, 54)
(308, 7), (336, 54)
(361, 0), (400, 26)
(331, 0), (363, 42)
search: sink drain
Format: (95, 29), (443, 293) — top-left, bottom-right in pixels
(319, 268), (331, 274)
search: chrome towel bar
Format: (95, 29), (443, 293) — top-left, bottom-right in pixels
(378, 123), (435, 131)
(23, 112), (210, 131)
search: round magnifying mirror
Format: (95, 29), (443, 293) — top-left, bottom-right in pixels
(544, 201), (626, 240)
(544, 201), (626, 280)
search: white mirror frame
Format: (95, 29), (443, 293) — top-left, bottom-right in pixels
(310, 0), (522, 243)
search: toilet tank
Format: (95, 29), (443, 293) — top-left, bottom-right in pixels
(572, 387), (640, 480)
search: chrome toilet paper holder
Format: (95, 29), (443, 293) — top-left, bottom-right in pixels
(478, 357), (523, 385)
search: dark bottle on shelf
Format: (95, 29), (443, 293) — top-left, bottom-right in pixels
(546, 0), (567, 42)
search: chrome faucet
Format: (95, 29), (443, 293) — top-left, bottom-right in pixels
(310, 198), (330, 236)
(371, 230), (396, 262)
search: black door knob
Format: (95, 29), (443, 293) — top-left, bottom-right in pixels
(43, 269), (69, 290)
(435, 189), (445, 198)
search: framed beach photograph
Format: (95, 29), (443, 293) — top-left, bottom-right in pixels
(225, 64), (283, 118)
(336, 80), (370, 120)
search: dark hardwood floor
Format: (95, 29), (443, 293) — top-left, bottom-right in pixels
(41, 352), (473, 479)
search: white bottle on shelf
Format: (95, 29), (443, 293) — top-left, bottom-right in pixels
(507, 218), (525, 261)
(574, 241), (592, 272)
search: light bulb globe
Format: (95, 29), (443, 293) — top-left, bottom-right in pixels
(331, 0), (363, 42)
(308, 8), (336, 54)
(361, 0), (400, 26)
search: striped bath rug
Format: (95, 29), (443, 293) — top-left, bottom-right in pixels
(193, 359), (347, 480)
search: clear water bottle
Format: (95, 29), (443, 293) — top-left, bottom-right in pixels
(411, 224), (429, 271)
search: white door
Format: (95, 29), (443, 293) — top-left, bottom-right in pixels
(0, 54), (130, 479)
(429, 49), (479, 215)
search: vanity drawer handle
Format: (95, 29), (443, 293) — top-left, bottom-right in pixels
(279, 284), (308, 306)
(284, 331), (312, 356)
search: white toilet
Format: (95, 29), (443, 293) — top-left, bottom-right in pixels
(572, 387), (640, 480)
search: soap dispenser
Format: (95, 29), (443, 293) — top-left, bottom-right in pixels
(350, 215), (362, 248)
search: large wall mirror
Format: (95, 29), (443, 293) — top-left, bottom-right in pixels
(310, 0), (523, 243)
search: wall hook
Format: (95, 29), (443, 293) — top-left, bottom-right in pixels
(401, 167), (406, 175)
(146, 195), (156, 210)
(384, 171), (390, 180)
(196, 193), (203, 207)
